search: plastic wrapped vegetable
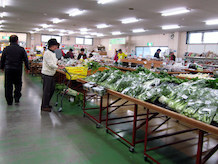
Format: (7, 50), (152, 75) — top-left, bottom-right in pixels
(192, 106), (217, 124)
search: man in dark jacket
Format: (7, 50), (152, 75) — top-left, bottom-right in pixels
(154, 49), (161, 59)
(77, 48), (87, 60)
(0, 35), (30, 105)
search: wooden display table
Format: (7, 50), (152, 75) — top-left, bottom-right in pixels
(184, 69), (213, 74)
(77, 78), (218, 164)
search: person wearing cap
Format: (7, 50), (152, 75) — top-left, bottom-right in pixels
(41, 39), (59, 112)
(77, 48), (87, 60)
(154, 49), (161, 58)
(117, 49), (127, 60)
(0, 35), (30, 105)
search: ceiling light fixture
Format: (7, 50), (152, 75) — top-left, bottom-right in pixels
(161, 7), (191, 16)
(52, 18), (63, 24)
(68, 8), (86, 17)
(48, 28), (55, 32)
(85, 35), (91, 38)
(0, 12), (6, 18)
(162, 25), (180, 30)
(90, 32), (98, 35)
(41, 24), (51, 28)
(81, 31), (88, 35)
(121, 17), (141, 24)
(112, 31), (122, 35)
(97, 0), (114, 5)
(80, 28), (89, 32)
(97, 33), (104, 37)
(132, 28), (146, 33)
(29, 31), (35, 34)
(59, 29), (66, 33)
(0, 0), (6, 8)
(96, 24), (110, 28)
(68, 31), (75, 34)
(35, 28), (42, 31)
(0, 20), (4, 24)
(205, 19), (218, 25)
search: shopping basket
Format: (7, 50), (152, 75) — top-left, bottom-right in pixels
(55, 66), (87, 112)
(65, 66), (88, 80)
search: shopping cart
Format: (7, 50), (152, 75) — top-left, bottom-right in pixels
(55, 66), (88, 112)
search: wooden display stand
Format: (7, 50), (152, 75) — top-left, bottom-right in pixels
(77, 78), (218, 164)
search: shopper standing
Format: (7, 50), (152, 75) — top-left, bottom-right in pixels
(170, 52), (176, 61)
(55, 43), (64, 60)
(64, 48), (74, 59)
(117, 49), (127, 60)
(41, 39), (59, 112)
(77, 48), (87, 60)
(0, 35), (30, 105)
(154, 49), (161, 59)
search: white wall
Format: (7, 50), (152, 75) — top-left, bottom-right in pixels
(100, 32), (188, 58)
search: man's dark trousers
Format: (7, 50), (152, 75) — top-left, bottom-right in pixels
(5, 69), (22, 104)
(41, 74), (55, 108)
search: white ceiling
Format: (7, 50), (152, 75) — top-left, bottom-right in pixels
(1, 0), (218, 38)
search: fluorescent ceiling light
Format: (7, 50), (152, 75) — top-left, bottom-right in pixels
(121, 17), (141, 24)
(68, 31), (74, 34)
(68, 8), (86, 17)
(81, 31), (88, 35)
(59, 33), (66, 36)
(41, 24), (51, 28)
(161, 7), (191, 16)
(29, 31), (35, 34)
(48, 28), (55, 32)
(90, 32), (98, 35)
(205, 19), (218, 25)
(132, 28), (146, 33)
(0, 12), (6, 18)
(162, 25), (180, 30)
(96, 24), (110, 28)
(0, 20), (4, 24)
(97, 33), (104, 37)
(52, 18), (63, 24)
(112, 31), (122, 35)
(0, 0), (6, 8)
(35, 28), (42, 31)
(97, 0), (114, 5)
(80, 28), (89, 32)
(59, 29), (66, 33)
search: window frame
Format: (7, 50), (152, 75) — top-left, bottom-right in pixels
(41, 34), (62, 43)
(76, 37), (93, 45)
(187, 30), (218, 45)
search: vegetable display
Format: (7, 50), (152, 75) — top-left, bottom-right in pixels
(87, 61), (102, 73)
(85, 67), (218, 125)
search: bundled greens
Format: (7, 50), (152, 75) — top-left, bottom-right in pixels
(87, 61), (102, 73)
(85, 67), (218, 124)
